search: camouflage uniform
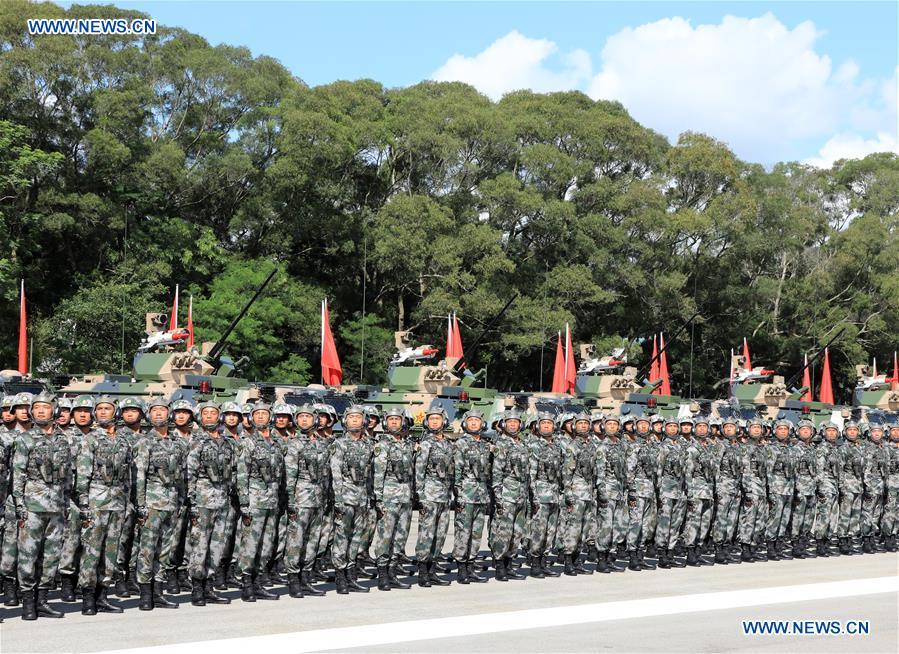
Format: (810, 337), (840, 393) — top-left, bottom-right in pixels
(682, 436), (715, 564)
(712, 434), (743, 557)
(837, 431), (865, 548)
(881, 430), (899, 550)
(488, 422), (529, 579)
(814, 428), (843, 554)
(596, 432), (628, 562)
(738, 436), (768, 558)
(860, 429), (888, 550)
(0, 413), (20, 597)
(626, 429), (659, 566)
(654, 425), (688, 565)
(114, 398), (147, 594)
(527, 427), (563, 576)
(560, 422), (599, 573)
(371, 426), (413, 589)
(790, 427), (819, 556)
(57, 420), (86, 585)
(413, 421), (454, 585)
(764, 426), (796, 558)
(452, 427), (491, 575)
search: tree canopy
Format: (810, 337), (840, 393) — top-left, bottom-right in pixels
(1, 2), (897, 402)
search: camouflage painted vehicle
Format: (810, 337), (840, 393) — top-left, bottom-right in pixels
(853, 364), (899, 413)
(0, 370), (49, 397)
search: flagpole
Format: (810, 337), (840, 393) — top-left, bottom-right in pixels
(321, 299), (325, 385)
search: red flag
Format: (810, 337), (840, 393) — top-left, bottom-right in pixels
(321, 299), (342, 386)
(451, 313), (464, 359)
(649, 334), (660, 383)
(18, 280), (27, 375)
(564, 323), (576, 394)
(742, 337), (752, 371)
(658, 332), (671, 396)
(186, 295), (195, 348)
(818, 347), (834, 404)
(800, 353), (812, 401)
(550, 331), (566, 393)
(169, 284), (179, 331)
(445, 314), (453, 358)
(891, 351), (898, 392)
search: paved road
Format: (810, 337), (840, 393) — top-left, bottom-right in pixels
(1, 552), (895, 654)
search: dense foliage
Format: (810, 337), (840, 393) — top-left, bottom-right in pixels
(2, 2), (897, 401)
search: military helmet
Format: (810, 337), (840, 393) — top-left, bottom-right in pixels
(423, 406), (449, 432)
(796, 419), (815, 431)
(342, 405), (367, 432)
(664, 417), (679, 429)
(498, 407), (525, 435)
(402, 408), (414, 428)
(709, 416), (721, 427)
(604, 414), (621, 425)
(820, 420), (839, 434)
(241, 403), (254, 415)
(382, 406), (406, 434)
(294, 403), (318, 418)
(535, 410), (556, 426)
(272, 402), (293, 417)
(622, 415), (635, 427)
(12, 391), (34, 408)
(146, 397), (169, 411)
(71, 395), (96, 411)
(195, 400), (220, 413)
(573, 411), (592, 433)
(460, 409), (486, 434)
(28, 391), (56, 426)
(774, 418), (793, 430)
(591, 413), (605, 425)
(693, 415), (710, 426)
(1, 395), (14, 410)
(170, 399), (195, 416)
(363, 406), (381, 424)
(720, 415), (738, 427)
(678, 415), (695, 425)
(650, 414), (665, 425)
(842, 419), (860, 434)
(251, 401), (272, 416)
(220, 401), (242, 415)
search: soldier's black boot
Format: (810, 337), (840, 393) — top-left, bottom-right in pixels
(766, 540), (780, 561)
(241, 574), (256, 602)
(740, 543), (754, 562)
(637, 549), (656, 570)
(645, 543), (658, 559)
(428, 561), (450, 586)
(815, 539), (829, 557)
(127, 570), (140, 594)
(190, 581), (206, 606)
(60, 574), (77, 602)
(288, 573), (304, 598)
(345, 566), (369, 593)
(165, 569), (180, 594)
(81, 587), (97, 615)
(530, 555), (545, 579)
(456, 561), (470, 584)
(21, 589), (37, 621)
(36, 588), (63, 618)
(668, 548), (686, 568)
(252, 576), (278, 600)
(4, 577), (20, 606)
(594, 552), (610, 573)
(607, 550), (625, 571)
(376, 566), (391, 591)
(656, 549), (671, 569)
(115, 574), (131, 598)
(96, 586), (124, 613)
(574, 553), (591, 575)
(627, 550), (642, 571)
(714, 544), (728, 564)
(300, 571), (325, 596)
(213, 564), (228, 590)
(139, 583), (154, 611)
(416, 563), (431, 588)
(152, 581), (178, 609)
(792, 539), (806, 559)
(226, 563), (241, 588)
(467, 559), (487, 583)
(839, 537), (851, 555)
(388, 563), (411, 589)
(493, 557), (508, 582)
(205, 578), (232, 604)
(505, 555), (526, 579)
(178, 569), (191, 590)
(887, 535), (898, 552)
(538, 555), (557, 577)
(685, 545), (700, 567)
(862, 536), (874, 554)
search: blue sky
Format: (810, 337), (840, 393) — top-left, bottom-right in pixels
(59, 1), (898, 165)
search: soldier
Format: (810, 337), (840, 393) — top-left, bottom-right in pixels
(353, 406), (381, 577)
(682, 416), (715, 566)
(596, 415), (627, 572)
(489, 409), (530, 581)
(790, 419), (819, 558)
(860, 423), (888, 553)
(312, 404), (338, 582)
(240, 404), (255, 436)
(712, 417), (743, 564)
(413, 407), (454, 588)
(650, 414), (665, 438)
(114, 396), (146, 598)
(837, 420), (865, 555)
(186, 401), (233, 606)
(371, 407), (413, 591)
(215, 401), (244, 591)
(283, 404), (328, 598)
(77, 395), (131, 615)
(814, 422), (842, 557)
(882, 421), (899, 552)
(764, 419), (795, 561)
(12, 392), (71, 620)
(134, 398), (184, 610)
(330, 405), (374, 594)
(527, 412), (562, 579)
(737, 418), (769, 562)
(393, 409), (417, 569)
(0, 397), (15, 605)
(452, 409), (491, 584)
(236, 402), (284, 601)
(625, 416), (658, 570)
(167, 399), (196, 594)
(655, 418), (687, 569)
(560, 413), (600, 576)
(1, 392), (33, 608)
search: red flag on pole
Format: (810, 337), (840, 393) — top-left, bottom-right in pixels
(800, 353), (812, 401)
(169, 284), (179, 331)
(891, 351), (898, 392)
(18, 280), (27, 375)
(658, 332), (671, 396)
(445, 314), (453, 358)
(564, 323), (576, 395)
(742, 337), (752, 371)
(321, 299), (342, 386)
(551, 331), (566, 393)
(649, 334), (660, 383)
(186, 295), (195, 348)
(451, 313), (463, 359)
(818, 347), (834, 404)
(872, 357), (877, 378)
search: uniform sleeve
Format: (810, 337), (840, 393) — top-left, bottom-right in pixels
(329, 442), (344, 502)
(236, 439), (251, 508)
(561, 445), (575, 502)
(135, 440), (149, 508)
(625, 446), (639, 496)
(414, 441), (430, 495)
(453, 439), (465, 488)
(527, 442), (539, 490)
(684, 447), (697, 497)
(594, 447), (608, 502)
(283, 441), (298, 508)
(186, 440), (201, 506)
(76, 434), (95, 507)
(11, 435), (28, 508)
(490, 441), (505, 498)
(372, 444), (387, 503)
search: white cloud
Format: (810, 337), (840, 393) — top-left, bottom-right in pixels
(803, 132), (899, 168)
(431, 31), (591, 100)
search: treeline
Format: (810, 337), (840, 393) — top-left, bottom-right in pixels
(1, 1), (897, 400)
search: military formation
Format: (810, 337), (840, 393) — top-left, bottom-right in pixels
(1, 392), (898, 621)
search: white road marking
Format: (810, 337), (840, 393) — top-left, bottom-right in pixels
(101, 576), (897, 654)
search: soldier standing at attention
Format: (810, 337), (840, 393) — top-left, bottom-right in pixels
(837, 421), (865, 555)
(790, 420), (818, 558)
(736, 418), (768, 562)
(186, 401), (233, 606)
(527, 412), (562, 579)
(712, 417), (743, 564)
(413, 407), (454, 588)
(681, 416), (714, 567)
(861, 423), (888, 553)
(489, 409), (530, 582)
(0, 397), (16, 604)
(77, 396), (131, 615)
(13, 392), (71, 620)
(452, 409), (491, 585)
(596, 415), (627, 572)
(357, 407), (382, 574)
(330, 405), (374, 594)
(2, 392), (33, 608)
(371, 407), (413, 591)
(167, 399), (196, 594)
(814, 422), (842, 557)
(561, 413), (600, 576)
(215, 402), (244, 591)
(655, 418), (687, 569)
(134, 398), (183, 610)
(881, 421), (899, 552)
(765, 419), (796, 561)
(625, 416), (658, 571)
(114, 397), (146, 599)
(236, 403), (283, 601)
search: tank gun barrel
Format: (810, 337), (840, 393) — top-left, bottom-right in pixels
(450, 293), (518, 376)
(784, 326), (846, 391)
(207, 268), (278, 368)
(635, 312), (699, 382)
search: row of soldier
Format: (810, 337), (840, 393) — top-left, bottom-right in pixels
(1, 392), (897, 621)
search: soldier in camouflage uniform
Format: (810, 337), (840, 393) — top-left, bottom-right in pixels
(489, 409), (530, 581)
(13, 392), (71, 620)
(0, 396), (15, 604)
(814, 422), (842, 556)
(596, 415), (627, 572)
(560, 413), (599, 576)
(764, 419), (795, 561)
(392, 409), (417, 568)
(77, 396), (131, 615)
(1, 392), (32, 607)
(526, 413), (562, 579)
(311, 404), (338, 581)
(166, 399), (196, 593)
(881, 421), (899, 552)
(452, 409), (490, 584)
(654, 418), (687, 569)
(215, 402), (244, 591)
(284, 404), (328, 598)
(371, 407), (413, 591)
(682, 416), (715, 566)
(837, 420), (865, 555)
(790, 420), (819, 558)
(330, 405), (374, 594)
(356, 406), (382, 574)
(625, 416), (657, 571)
(860, 423), (888, 553)
(413, 407), (454, 588)
(186, 401), (233, 606)
(266, 402), (294, 585)
(134, 398), (184, 610)
(114, 397), (145, 598)
(737, 418), (768, 562)
(712, 417), (743, 563)
(236, 402), (284, 601)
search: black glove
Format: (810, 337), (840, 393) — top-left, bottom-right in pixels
(375, 501), (385, 520)
(494, 501), (505, 517)
(136, 506), (149, 525)
(815, 491), (826, 502)
(686, 499), (696, 512)
(80, 509), (93, 527)
(15, 506), (28, 526)
(287, 505), (298, 521)
(333, 502), (347, 516)
(742, 497), (753, 509)
(597, 498), (609, 510)
(188, 507), (200, 527)
(239, 505), (252, 526)
(627, 493), (637, 509)
(412, 494), (422, 511)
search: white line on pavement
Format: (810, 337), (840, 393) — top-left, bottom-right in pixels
(100, 576), (898, 654)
